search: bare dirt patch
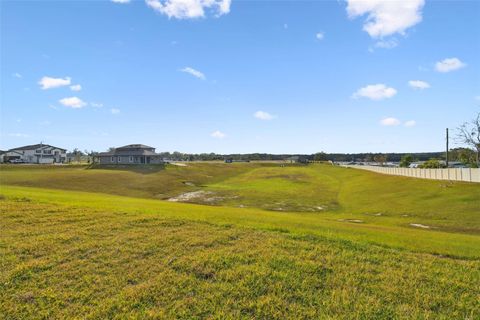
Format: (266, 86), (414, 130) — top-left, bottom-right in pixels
(410, 223), (432, 229)
(168, 191), (214, 202)
(168, 191), (237, 204)
(338, 219), (364, 223)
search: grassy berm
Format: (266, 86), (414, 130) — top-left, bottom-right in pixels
(1, 163), (479, 319)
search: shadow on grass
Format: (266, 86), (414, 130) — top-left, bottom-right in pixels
(87, 164), (166, 174)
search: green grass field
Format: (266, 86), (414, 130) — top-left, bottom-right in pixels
(1, 163), (479, 318)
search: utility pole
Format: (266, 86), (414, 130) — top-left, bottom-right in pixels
(446, 128), (449, 167)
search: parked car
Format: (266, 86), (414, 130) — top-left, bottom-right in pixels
(9, 159), (25, 164)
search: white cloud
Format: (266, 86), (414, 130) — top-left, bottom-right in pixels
(39, 120), (52, 126)
(145, 0), (231, 19)
(8, 133), (30, 138)
(38, 76), (71, 90)
(70, 84), (82, 91)
(111, 0), (131, 3)
(91, 102), (104, 108)
(180, 67), (206, 80)
(13, 73), (22, 78)
(418, 65), (428, 72)
(316, 32), (324, 40)
(59, 97), (87, 109)
(353, 84), (397, 100)
(408, 80), (430, 90)
(404, 120), (416, 127)
(254, 111), (275, 121)
(475, 96), (480, 102)
(374, 39), (398, 49)
(380, 117), (401, 126)
(435, 58), (466, 73)
(346, 0), (425, 38)
(284, 23), (288, 29)
(111, 108), (121, 114)
(211, 130), (225, 139)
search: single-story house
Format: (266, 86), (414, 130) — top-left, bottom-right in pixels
(96, 144), (164, 165)
(3, 144), (67, 163)
(285, 156), (309, 164)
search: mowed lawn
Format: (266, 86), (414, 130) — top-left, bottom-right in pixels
(2, 163), (480, 233)
(1, 197), (479, 319)
(1, 163), (480, 318)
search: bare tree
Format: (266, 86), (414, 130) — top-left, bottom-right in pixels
(457, 112), (480, 166)
(373, 154), (387, 166)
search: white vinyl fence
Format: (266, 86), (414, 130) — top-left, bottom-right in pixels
(342, 165), (480, 183)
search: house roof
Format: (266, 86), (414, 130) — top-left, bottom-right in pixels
(9, 144), (67, 152)
(5, 150), (24, 155)
(117, 144), (154, 150)
(98, 149), (158, 157)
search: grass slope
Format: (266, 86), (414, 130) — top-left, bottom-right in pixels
(1, 164), (479, 318)
(0, 163), (267, 200)
(1, 197), (479, 319)
(2, 163), (478, 234)
(1, 185), (479, 259)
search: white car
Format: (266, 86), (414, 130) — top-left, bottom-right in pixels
(9, 159), (25, 164)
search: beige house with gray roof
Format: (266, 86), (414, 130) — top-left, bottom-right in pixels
(96, 144), (164, 165)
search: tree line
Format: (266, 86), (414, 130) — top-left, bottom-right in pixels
(67, 112), (479, 167)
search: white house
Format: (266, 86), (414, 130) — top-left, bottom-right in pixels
(3, 144), (67, 164)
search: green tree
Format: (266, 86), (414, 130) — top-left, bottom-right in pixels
(419, 159), (445, 169)
(313, 152), (328, 162)
(399, 155), (413, 168)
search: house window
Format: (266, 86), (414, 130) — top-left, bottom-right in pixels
(111, 157), (114, 162)
(129, 156), (133, 162)
(118, 156), (121, 162)
(36, 150), (41, 154)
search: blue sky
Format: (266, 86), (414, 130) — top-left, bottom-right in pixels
(1, 0), (479, 153)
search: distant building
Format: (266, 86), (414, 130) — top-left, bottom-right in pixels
(285, 156), (309, 164)
(224, 159), (250, 163)
(96, 144), (164, 165)
(2, 144), (67, 164)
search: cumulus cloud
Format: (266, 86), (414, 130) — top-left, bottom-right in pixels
(70, 84), (82, 91)
(374, 39), (398, 49)
(111, 0), (131, 3)
(404, 120), (416, 127)
(145, 0), (231, 19)
(111, 108), (121, 114)
(435, 58), (466, 73)
(353, 84), (397, 100)
(180, 67), (206, 80)
(59, 97), (87, 109)
(346, 0), (425, 38)
(211, 130), (226, 139)
(408, 80), (430, 90)
(8, 133), (30, 138)
(316, 32), (324, 40)
(254, 111), (275, 121)
(39, 76), (71, 90)
(13, 72), (22, 78)
(380, 117), (401, 126)
(91, 102), (104, 108)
